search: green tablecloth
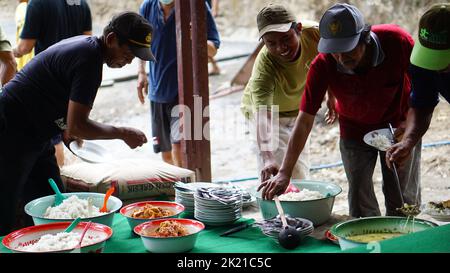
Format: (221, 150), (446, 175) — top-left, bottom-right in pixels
(2, 214), (449, 253)
(104, 213), (340, 253)
(0, 213), (340, 253)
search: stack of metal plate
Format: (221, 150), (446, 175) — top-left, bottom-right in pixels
(194, 187), (243, 226)
(174, 182), (220, 215)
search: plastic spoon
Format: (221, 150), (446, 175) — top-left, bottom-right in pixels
(48, 178), (66, 206)
(76, 221), (92, 249)
(64, 217), (81, 233)
(100, 186), (115, 213)
(274, 196), (301, 249)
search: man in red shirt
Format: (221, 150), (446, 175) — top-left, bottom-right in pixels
(258, 3), (421, 217)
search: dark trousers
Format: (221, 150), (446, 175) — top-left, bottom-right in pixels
(340, 138), (421, 218)
(0, 126), (63, 236)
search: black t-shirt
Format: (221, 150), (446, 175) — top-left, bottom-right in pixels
(2, 36), (103, 141)
(20, 0), (92, 54)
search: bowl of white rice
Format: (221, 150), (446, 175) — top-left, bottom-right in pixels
(255, 180), (342, 226)
(2, 221), (113, 253)
(25, 192), (122, 227)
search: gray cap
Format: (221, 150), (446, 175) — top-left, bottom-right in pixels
(318, 3), (365, 53)
(257, 4), (296, 39)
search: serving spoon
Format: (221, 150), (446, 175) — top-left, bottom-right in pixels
(388, 123), (420, 218)
(48, 178), (66, 206)
(64, 218), (81, 233)
(273, 196), (301, 249)
(100, 186), (115, 213)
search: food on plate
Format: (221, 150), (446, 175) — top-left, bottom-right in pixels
(370, 133), (392, 150)
(44, 195), (106, 219)
(17, 232), (102, 252)
(130, 204), (174, 219)
(396, 203), (421, 217)
(278, 189), (324, 201)
(424, 199), (450, 215)
(144, 220), (189, 237)
(346, 232), (404, 243)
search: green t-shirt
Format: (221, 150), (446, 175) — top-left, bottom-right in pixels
(241, 21), (320, 118)
(0, 26), (12, 52)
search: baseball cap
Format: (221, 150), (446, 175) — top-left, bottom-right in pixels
(410, 3), (450, 71)
(257, 4), (296, 39)
(108, 12), (156, 61)
(318, 3), (365, 53)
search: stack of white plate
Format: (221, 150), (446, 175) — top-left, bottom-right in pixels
(194, 187), (243, 226)
(174, 182), (220, 215)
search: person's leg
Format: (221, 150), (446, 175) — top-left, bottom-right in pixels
(151, 101), (174, 165)
(169, 100), (182, 167)
(340, 138), (381, 217)
(380, 140), (422, 216)
(208, 56), (220, 76)
(171, 143), (182, 167)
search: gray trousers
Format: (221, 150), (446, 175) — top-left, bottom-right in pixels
(340, 138), (421, 217)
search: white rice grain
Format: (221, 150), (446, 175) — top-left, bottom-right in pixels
(278, 189), (324, 201)
(43, 195), (106, 219)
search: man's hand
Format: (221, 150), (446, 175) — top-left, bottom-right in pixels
(120, 127), (147, 149)
(260, 160), (280, 183)
(325, 92), (337, 124)
(257, 171), (290, 200)
(137, 71), (148, 104)
(386, 140), (413, 169)
(62, 130), (83, 148)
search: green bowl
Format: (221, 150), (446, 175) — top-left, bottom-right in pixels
(330, 216), (438, 250)
(255, 180), (342, 226)
(24, 192), (123, 227)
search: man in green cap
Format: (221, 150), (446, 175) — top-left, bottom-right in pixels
(387, 3), (449, 166)
(241, 4), (332, 182)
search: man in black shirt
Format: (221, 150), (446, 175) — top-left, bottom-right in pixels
(13, 0), (92, 167)
(0, 12), (154, 235)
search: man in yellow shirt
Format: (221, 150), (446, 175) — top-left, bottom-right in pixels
(15, 0), (33, 70)
(241, 4), (325, 182)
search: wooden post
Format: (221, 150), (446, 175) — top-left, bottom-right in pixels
(175, 0), (212, 182)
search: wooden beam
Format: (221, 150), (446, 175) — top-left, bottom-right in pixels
(175, 0), (212, 182)
(190, 0), (212, 181)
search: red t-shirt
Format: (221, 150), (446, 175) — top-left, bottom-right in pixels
(300, 24), (413, 140)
